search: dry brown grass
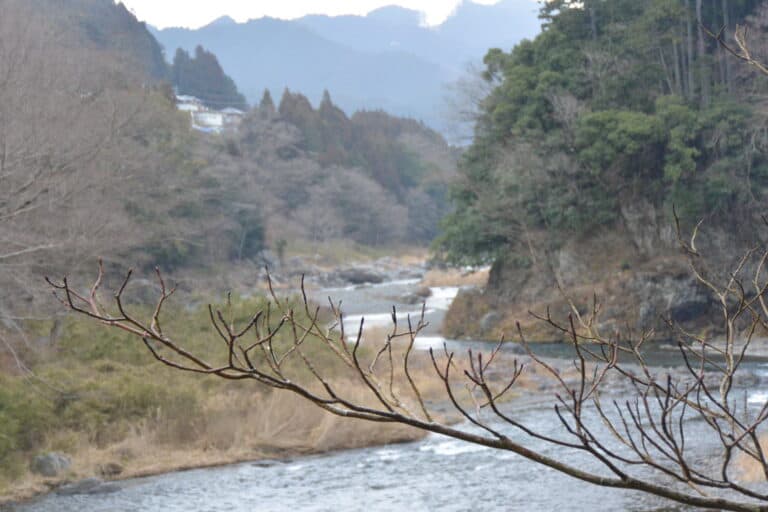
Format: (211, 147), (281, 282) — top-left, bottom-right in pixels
(733, 434), (768, 483)
(420, 267), (490, 288)
(1, 382), (426, 505)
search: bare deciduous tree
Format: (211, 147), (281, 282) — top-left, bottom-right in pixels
(706, 23), (768, 77)
(48, 214), (768, 511)
(0, 1), (202, 371)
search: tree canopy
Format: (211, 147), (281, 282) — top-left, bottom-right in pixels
(436, 0), (768, 265)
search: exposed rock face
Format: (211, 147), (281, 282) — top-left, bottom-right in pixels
(444, 220), (748, 342)
(619, 199), (676, 255)
(630, 272), (714, 326)
(30, 452), (71, 477)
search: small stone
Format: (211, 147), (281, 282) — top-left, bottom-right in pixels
(98, 462), (124, 477)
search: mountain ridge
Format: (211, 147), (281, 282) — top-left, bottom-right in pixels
(151, 1), (542, 135)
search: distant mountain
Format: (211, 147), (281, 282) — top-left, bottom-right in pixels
(365, 5), (422, 26)
(297, 1), (540, 73)
(151, 1), (542, 135)
(436, 0), (542, 58)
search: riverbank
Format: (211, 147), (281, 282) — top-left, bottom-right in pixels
(1, 387), (426, 505)
(0, 255), (494, 506)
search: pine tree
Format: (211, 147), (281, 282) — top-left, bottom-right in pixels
(259, 89), (276, 117)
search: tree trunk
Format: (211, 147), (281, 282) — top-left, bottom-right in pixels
(722, 0), (733, 92)
(696, 0), (711, 106)
(686, 0), (696, 100)
(659, 48), (675, 94)
(673, 40), (683, 96)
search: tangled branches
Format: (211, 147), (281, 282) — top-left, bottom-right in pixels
(47, 220), (768, 511)
(706, 23), (768, 76)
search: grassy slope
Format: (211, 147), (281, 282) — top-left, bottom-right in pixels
(0, 294), (426, 502)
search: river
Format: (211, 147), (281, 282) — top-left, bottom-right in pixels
(11, 277), (768, 511)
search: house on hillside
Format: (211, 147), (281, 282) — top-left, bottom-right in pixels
(176, 95), (203, 112)
(175, 94), (244, 134)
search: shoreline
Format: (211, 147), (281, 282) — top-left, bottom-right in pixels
(1, 262), (491, 508)
(1, 430), (427, 508)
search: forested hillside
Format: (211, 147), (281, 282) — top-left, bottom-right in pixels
(438, 0), (768, 340)
(52, 0), (168, 79)
(0, 0), (456, 326)
(0, 0), (456, 495)
(216, 89), (456, 246)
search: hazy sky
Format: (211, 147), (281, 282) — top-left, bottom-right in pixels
(118, 1), (503, 29)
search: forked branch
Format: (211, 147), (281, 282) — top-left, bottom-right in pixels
(48, 224), (768, 510)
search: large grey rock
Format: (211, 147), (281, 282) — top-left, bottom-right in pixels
(30, 452), (71, 477)
(337, 268), (384, 285)
(413, 286), (432, 298)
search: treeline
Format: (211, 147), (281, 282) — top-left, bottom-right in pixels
(438, 0), (768, 264)
(277, 89), (448, 194)
(212, 89), (456, 247)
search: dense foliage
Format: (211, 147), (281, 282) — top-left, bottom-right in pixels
(245, 89), (457, 244)
(277, 89), (449, 194)
(437, 0), (768, 264)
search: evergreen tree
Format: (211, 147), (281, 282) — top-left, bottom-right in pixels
(170, 46), (246, 110)
(259, 89), (276, 117)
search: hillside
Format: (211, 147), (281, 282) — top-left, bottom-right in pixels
(150, 1), (542, 135)
(0, 0), (456, 496)
(211, 89), (457, 247)
(437, 0), (768, 341)
(0, 0), (456, 322)
(52, 0), (168, 79)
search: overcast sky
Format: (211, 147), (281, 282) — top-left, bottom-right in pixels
(118, 0), (502, 29)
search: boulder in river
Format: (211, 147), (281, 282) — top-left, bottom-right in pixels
(399, 294), (424, 305)
(337, 268), (384, 285)
(30, 452), (71, 477)
(414, 286), (432, 298)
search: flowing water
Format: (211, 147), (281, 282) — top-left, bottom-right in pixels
(11, 278), (768, 511)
